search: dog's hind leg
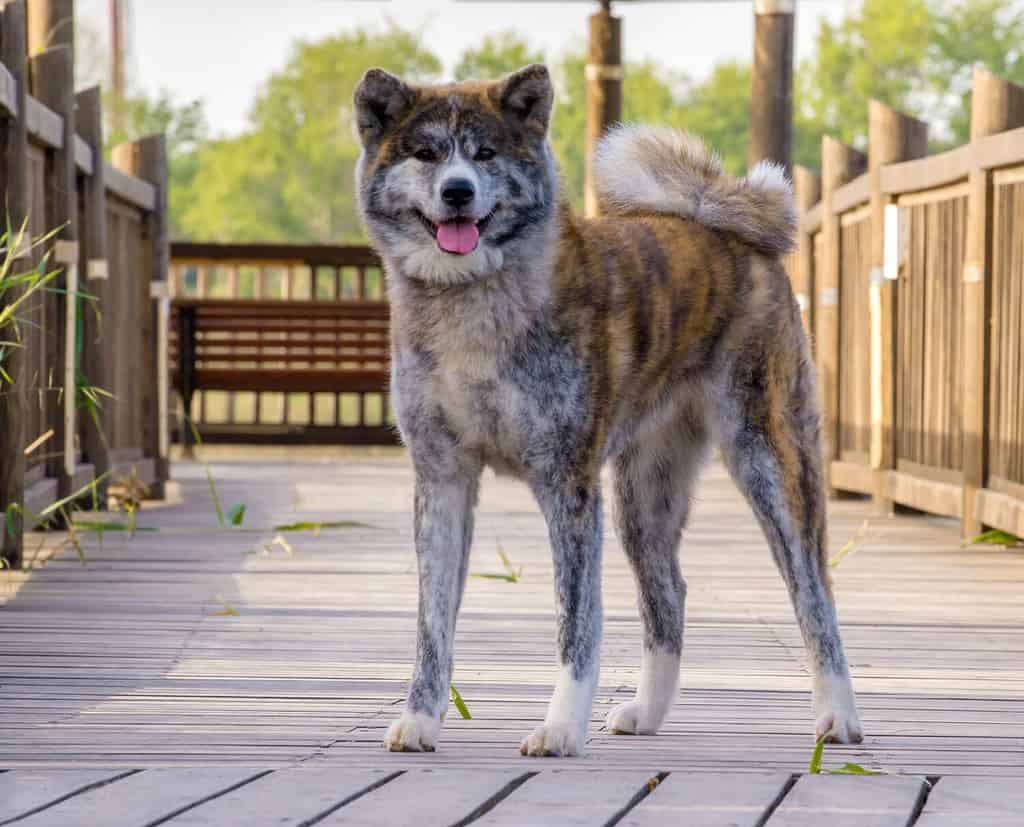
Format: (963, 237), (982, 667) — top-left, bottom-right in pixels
(716, 323), (863, 744)
(606, 410), (709, 735)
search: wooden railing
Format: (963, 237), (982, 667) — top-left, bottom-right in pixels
(169, 243), (395, 445)
(0, 0), (170, 568)
(789, 66), (1024, 540)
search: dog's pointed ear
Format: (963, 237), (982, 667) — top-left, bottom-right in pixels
(494, 64), (553, 133)
(354, 69), (417, 143)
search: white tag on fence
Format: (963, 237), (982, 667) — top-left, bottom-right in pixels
(883, 204), (900, 279)
(87, 259), (108, 280)
(820, 287), (839, 307)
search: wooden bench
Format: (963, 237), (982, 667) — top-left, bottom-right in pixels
(170, 298), (393, 445)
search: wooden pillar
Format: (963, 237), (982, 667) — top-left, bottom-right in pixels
(114, 135), (170, 498)
(961, 67), (1024, 537)
(0, 0), (30, 569)
(793, 165), (820, 336)
(750, 0), (794, 174)
(584, 0), (622, 217)
(27, 0), (73, 62)
(29, 42), (77, 498)
(867, 101), (928, 516)
(76, 85), (111, 495)
(817, 136), (866, 493)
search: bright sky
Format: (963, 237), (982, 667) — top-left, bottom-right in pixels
(76, 0), (848, 138)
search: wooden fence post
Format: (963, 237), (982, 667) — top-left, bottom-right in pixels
(817, 136), (866, 494)
(750, 0), (794, 174)
(584, 0), (622, 218)
(114, 135), (169, 498)
(793, 164), (820, 336)
(867, 101), (928, 516)
(29, 43), (77, 498)
(0, 0), (30, 569)
(962, 67), (1024, 537)
(75, 85), (111, 494)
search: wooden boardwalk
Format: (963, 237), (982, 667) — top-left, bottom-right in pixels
(1, 448), (1022, 824)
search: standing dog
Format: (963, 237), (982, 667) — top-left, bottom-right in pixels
(354, 64), (863, 756)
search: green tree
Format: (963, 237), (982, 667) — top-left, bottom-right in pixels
(454, 31), (543, 81)
(174, 25), (440, 243)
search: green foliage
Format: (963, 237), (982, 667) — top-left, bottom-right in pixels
(969, 528), (1023, 547)
(450, 684), (473, 719)
(150, 0), (1024, 240)
(454, 31), (543, 81)
(174, 25), (440, 244)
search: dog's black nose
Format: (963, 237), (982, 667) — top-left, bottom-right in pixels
(441, 178), (475, 208)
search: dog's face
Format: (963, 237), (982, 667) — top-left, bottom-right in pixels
(354, 65), (557, 285)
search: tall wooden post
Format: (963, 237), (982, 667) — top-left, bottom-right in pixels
(584, 0), (622, 217)
(961, 67), (1024, 537)
(76, 85), (111, 495)
(29, 32), (78, 500)
(817, 136), (866, 493)
(114, 135), (170, 498)
(0, 0), (30, 569)
(867, 101), (928, 516)
(749, 0), (794, 174)
(792, 165), (820, 336)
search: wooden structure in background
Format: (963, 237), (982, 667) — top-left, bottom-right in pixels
(0, 0), (170, 568)
(169, 243), (393, 447)
(791, 68), (1024, 540)
(584, 0), (622, 216)
(749, 0), (794, 173)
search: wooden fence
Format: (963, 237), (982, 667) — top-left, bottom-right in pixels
(789, 66), (1024, 540)
(0, 0), (170, 568)
(169, 243), (394, 445)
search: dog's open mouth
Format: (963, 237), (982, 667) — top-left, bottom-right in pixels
(416, 209), (496, 256)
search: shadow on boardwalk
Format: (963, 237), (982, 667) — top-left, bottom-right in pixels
(0, 448), (1022, 823)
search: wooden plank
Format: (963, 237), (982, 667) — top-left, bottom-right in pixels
(104, 163), (156, 210)
(0, 769), (134, 822)
(829, 460), (874, 495)
(622, 771), (790, 826)
(171, 243), (382, 269)
(887, 462), (964, 518)
(974, 488), (1024, 537)
(157, 767), (399, 826)
(881, 144), (971, 195)
(767, 775), (927, 826)
(10, 768), (266, 826)
(73, 134), (93, 175)
(320, 769), (527, 826)
(832, 173), (870, 215)
(0, 61), (16, 117)
(24, 95), (62, 149)
(478, 771), (656, 826)
(917, 776), (1024, 825)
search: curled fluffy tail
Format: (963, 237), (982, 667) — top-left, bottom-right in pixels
(593, 125), (797, 257)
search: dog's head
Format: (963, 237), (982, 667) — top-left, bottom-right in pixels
(354, 65), (558, 285)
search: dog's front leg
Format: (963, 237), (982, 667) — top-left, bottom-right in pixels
(521, 480), (603, 757)
(384, 467), (480, 752)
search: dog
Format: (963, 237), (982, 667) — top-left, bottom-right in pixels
(353, 64), (863, 757)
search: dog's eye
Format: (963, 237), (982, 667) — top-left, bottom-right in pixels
(413, 148), (437, 163)
(474, 147), (496, 161)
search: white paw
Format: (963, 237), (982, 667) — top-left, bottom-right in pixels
(383, 711), (440, 752)
(813, 672), (864, 744)
(816, 706), (864, 744)
(605, 700), (661, 735)
(520, 722), (584, 757)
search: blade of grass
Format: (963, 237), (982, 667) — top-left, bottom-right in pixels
(228, 504), (246, 527)
(450, 684), (472, 720)
(272, 520), (369, 532)
(808, 733), (827, 774)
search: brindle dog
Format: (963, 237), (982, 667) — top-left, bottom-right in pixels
(354, 64), (863, 757)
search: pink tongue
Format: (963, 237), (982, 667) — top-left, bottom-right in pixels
(436, 221), (480, 255)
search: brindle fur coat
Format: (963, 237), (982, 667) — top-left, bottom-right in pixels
(354, 64), (862, 756)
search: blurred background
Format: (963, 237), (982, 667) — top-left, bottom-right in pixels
(77, 0), (1024, 243)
